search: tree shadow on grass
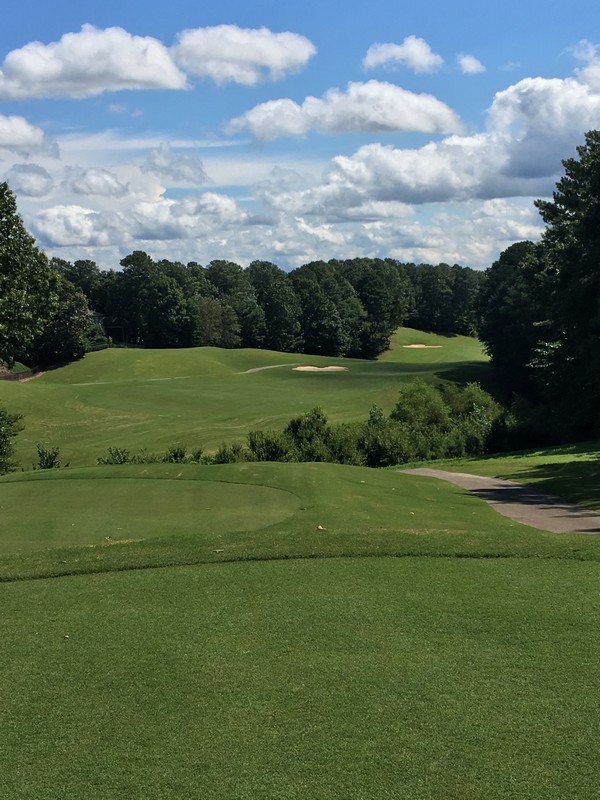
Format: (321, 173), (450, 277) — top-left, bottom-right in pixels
(434, 361), (494, 389)
(501, 461), (600, 509)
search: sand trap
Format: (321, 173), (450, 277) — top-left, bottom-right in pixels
(402, 344), (443, 349)
(293, 366), (348, 372)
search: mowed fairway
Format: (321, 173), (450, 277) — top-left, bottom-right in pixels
(3, 334), (600, 799)
(0, 328), (488, 467)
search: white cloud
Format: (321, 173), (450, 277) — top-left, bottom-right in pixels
(0, 24), (186, 99)
(6, 163), (54, 197)
(0, 114), (49, 150)
(31, 205), (127, 247)
(227, 80), (462, 140)
(363, 36), (443, 73)
(141, 142), (209, 185)
(65, 167), (129, 197)
(570, 39), (600, 91)
(132, 193), (249, 240)
(458, 54), (485, 75)
(171, 25), (316, 86)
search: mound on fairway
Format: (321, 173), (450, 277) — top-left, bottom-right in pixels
(0, 327), (489, 468)
(0, 467), (300, 554)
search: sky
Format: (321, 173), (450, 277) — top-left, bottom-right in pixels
(1, 0), (600, 271)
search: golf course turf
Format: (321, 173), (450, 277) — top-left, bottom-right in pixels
(2, 330), (600, 799)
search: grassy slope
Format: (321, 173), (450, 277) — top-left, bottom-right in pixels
(0, 328), (489, 467)
(423, 441), (600, 509)
(4, 333), (600, 799)
(2, 459), (600, 799)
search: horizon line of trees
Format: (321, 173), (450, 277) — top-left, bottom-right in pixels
(50, 252), (484, 360)
(0, 174), (485, 369)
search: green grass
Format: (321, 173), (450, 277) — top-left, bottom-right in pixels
(4, 333), (600, 798)
(423, 441), (600, 509)
(2, 556), (600, 799)
(0, 327), (489, 468)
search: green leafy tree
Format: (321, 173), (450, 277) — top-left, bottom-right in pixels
(247, 261), (303, 352)
(0, 182), (59, 366)
(32, 277), (91, 366)
(533, 130), (600, 433)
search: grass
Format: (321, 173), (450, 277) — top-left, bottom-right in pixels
(423, 441), (600, 509)
(3, 332), (600, 798)
(2, 556), (600, 799)
(0, 327), (489, 467)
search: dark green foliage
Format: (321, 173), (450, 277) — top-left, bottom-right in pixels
(477, 241), (552, 400)
(34, 443), (64, 470)
(247, 261), (303, 353)
(0, 404), (23, 474)
(246, 429), (295, 462)
(0, 183), (59, 367)
(97, 446), (132, 465)
(213, 442), (246, 464)
(479, 131), (600, 440)
(31, 277), (92, 367)
(205, 261), (266, 348)
(162, 444), (187, 463)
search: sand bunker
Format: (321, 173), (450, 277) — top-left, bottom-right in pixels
(293, 366), (348, 372)
(402, 344), (443, 349)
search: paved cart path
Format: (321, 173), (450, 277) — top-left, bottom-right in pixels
(399, 468), (600, 534)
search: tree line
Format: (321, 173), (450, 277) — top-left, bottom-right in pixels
(477, 130), (600, 443)
(1, 179), (483, 369)
(50, 252), (483, 360)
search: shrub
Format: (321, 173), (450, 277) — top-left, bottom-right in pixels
(163, 444), (188, 463)
(97, 446), (132, 465)
(34, 443), (65, 469)
(247, 429), (295, 462)
(213, 442), (246, 464)
(0, 406), (23, 475)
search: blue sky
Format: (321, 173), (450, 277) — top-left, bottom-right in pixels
(1, 0), (600, 269)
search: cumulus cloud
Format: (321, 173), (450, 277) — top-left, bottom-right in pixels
(227, 80), (462, 140)
(141, 142), (209, 185)
(6, 163), (54, 196)
(488, 75), (600, 177)
(0, 24), (186, 99)
(171, 25), (316, 86)
(132, 193), (249, 240)
(31, 205), (127, 247)
(458, 54), (485, 74)
(64, 167), (129, 197)
(0, 114), (49, 150)
(363, 36), (443, 73)
(570, 39), (600, 91)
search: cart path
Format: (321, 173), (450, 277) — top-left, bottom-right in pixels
(399, 468), (600, 534)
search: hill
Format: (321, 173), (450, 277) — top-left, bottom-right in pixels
(0, 327), (489, 467)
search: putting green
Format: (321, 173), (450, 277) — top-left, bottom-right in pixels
(0, 472), (300, 553)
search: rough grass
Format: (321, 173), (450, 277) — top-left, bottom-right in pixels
(0, 328), (489, 467)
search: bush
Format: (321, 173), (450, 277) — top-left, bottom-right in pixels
(97, 446), (132, 465)
(163, 444), (187, 463)
(247, 429), (295, 462)
(0, 405), (23, 475)
(34, 443), (66, 469)
(213, 442), (246, 464)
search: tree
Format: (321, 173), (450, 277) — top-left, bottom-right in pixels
(31, 277), (91, 366)
(0, 404), (23, 475)
(247, 261), (302, 352)
(477, 241), (552, 400)
(533, 130), (600, 434)
(205, 261), (266, 348)
(0, 182), (59, 367)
